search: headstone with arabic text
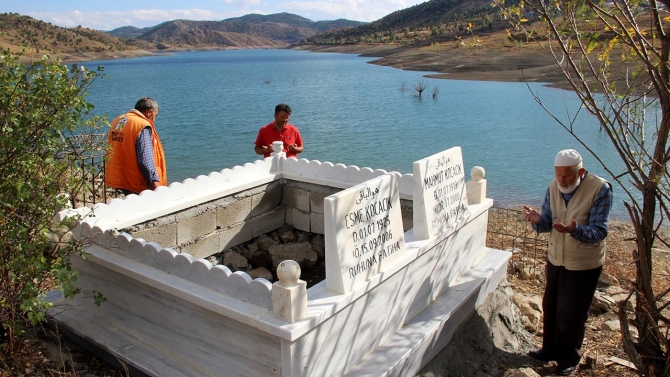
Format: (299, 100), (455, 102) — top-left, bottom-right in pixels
(413, 146), (469, 240)
(324, 173), (406, 294)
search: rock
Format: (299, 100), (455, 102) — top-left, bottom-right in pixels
(311, 234), (325, 260)
(611, 292), (635, 311)
(592, 291), (615, 311)
(514, 293), (542, 312)
(256, 234), (278, 252)
(418, 279), (536, 377)
(602, 320), (620, 332)
(513, 293), (542, 332)
(248, 267), (273, 282)
(269, 231), (280, 243)
(277, 225), (296, 243)
(223, 252), (249, 272)
(504, 247), (523, 255)
(237, 246), (271, 269)
(598, 272), (619, 288)
(503, 368), (541, 377)
(207, 254), (222, 265)
(269, 242), (318, 270)
(296, 231), (312, 243)
(604, 285), (627, 296)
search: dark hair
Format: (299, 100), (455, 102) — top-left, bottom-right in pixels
(275, 103), (292, 115)
(134, 97), (158, 112)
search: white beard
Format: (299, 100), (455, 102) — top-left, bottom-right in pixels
(558, 175), (581, 194)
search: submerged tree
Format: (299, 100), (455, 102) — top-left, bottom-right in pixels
(492, 0), (670, 374)
(414, 79), (428, 98)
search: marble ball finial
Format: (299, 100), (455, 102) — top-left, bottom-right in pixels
(277, 260), (301, 287)
(470, 166), (485, 181)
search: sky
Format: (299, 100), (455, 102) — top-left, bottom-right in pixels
(0, 0), (428, 31)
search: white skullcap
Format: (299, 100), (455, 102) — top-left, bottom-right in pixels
(554, 149), (582, 167)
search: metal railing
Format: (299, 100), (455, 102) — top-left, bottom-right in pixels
(62, 133), (122, 207)
(487, 207), (548, 281)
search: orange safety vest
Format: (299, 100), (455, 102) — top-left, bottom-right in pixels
(105, 109), (167, 194)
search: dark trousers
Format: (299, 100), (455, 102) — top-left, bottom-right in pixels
(542, 261), (602, 367)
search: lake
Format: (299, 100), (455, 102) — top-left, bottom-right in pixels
(82, 49), (634, 218)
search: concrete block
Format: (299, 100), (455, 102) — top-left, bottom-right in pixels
(310, 213), (324, 235)
(237, 180), (282, 199)
(284, 207), (292, 224)
(177, 211), (217, 245)
(291, 208), (311, 233)
(284, 180), (340, 196)
(219, 221), (254, 251)
(216, 197), (252, 228)
(310, 191), (327, 214)
(174, 206), (204, 222)
(179, 232), (221, 259)
(131, 223), (178, 248)
(250, 186), (282, 217)
(283, 185), (310, 212)
(253, 208), (286, 238)
(402, 207), (413, 233)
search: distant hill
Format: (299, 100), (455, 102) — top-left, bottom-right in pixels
(107, 12), (367, 48)
(0, 12), (149, 57)
(299, 0), (506, 46)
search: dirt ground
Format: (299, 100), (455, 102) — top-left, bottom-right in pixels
(294, 37), (573, 92)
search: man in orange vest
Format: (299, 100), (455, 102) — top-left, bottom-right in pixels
(105, 97), (167, 195)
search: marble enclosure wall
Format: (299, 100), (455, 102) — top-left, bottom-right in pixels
(51, 154), (507, 377)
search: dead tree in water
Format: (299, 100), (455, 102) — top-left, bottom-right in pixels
(414, 79), (427, 98)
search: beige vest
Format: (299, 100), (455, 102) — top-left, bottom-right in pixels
(548, 172), (608, 270)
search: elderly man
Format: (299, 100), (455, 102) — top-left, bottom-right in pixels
(105, 97), (167, 195)
(522, 149), (612, 376)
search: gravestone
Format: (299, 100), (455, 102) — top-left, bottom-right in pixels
(413, 146), (469, 240)
(324, 173), (406, 294)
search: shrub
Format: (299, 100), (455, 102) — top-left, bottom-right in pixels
(0, 48), (104, 357)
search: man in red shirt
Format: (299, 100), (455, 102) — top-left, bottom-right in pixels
(254, 104), (304, 158)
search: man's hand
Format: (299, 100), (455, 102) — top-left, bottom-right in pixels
(522, 205), (541, 224)
(255, 145), (273, 155)
(287, 144), (303, 154)
(150, 181), (160, 190)
(553, 219), (577, 233)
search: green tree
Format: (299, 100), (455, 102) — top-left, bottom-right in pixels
(493, 0), (670, 375)
(0, 49), (104, 358)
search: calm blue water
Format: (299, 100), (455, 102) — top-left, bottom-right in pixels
(82, 49), (638, 218)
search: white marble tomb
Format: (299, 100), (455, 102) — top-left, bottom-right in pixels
(48, 146), (510, 377)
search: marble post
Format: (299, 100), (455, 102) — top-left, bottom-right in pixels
(271, 141), (284, 157)
(272, 260), (308, 323)
(466, 166), (487, 205)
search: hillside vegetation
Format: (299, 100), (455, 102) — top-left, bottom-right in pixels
(107, 12), (366, 48)
(0, 12), (150, 61)
(0, 11), (366, 61)
(298, 0), (506, 46)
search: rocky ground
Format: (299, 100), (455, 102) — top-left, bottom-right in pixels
(3, 208), (658, 377)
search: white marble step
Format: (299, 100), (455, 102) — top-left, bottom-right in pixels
(344, 248), (510, 377)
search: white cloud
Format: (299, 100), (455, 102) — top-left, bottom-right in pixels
(25, 0), (425, 30)
(29, 9), (243, 30)
(220, 0), (262, 6)
(281, 0), (424, 22)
